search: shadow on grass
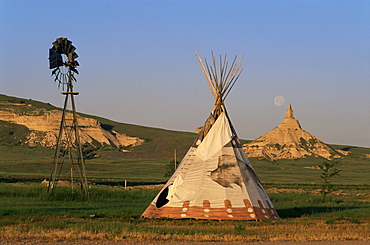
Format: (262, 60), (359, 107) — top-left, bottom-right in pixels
(277, 206), (359, 218)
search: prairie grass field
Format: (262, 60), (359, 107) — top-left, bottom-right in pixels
(1, 138), (369, 243)
(1, 95), (370, 242)
(1, 143), (369, 184)
(0, 183), (369, 243)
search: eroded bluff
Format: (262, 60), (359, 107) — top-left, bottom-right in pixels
(0, 102), (143, 150)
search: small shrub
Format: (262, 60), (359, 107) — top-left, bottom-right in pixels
(318, 161), (341, 203)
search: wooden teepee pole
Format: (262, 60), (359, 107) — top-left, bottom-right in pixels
(196, 50), (217, 100)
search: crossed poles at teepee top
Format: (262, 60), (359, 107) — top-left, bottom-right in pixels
(196, 50), (244, 104)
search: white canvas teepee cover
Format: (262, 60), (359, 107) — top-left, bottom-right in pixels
(142, 111), (279, 220)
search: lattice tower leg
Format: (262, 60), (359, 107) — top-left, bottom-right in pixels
(47, 72), (89, 197)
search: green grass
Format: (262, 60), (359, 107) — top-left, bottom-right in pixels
(0, 94), (60, 111)
(1, 94), (370, 242)
(1, 144), (369, 185)
(1, 142), (369, 185)
(251, 150), (370, 185)
(0, 183), (369, 242)
(0, 184), (154, 218)
(0, 94), (197, 183)
(2, 183), (369, 219)
(0, 121), (31, 146)
(1, 94), (370, 186)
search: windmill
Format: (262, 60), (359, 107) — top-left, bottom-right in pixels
(47, 37), (89, 197)
(142, 51), (279, 220)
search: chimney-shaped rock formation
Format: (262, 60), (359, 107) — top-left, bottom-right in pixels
(243, 104), (342, 160)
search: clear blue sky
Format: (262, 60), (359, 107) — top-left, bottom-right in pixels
(1, 0), (369, 147)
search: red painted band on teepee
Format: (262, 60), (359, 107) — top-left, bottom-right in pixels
(224, 199), (232, 209)
(203, 200), (211, 208)
(141, 198), (280, 221)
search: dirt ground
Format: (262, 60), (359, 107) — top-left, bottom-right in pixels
(1, 241), (370, 245)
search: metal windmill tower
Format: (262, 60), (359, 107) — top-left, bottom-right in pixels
(47, 37), (89, 197)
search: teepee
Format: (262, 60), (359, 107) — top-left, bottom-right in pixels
(141, 51), (279, 221)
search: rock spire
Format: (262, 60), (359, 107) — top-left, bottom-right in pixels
(286, 103), (294, 118)
(243, 104), (342, 160)
(278, 103), (301, 129)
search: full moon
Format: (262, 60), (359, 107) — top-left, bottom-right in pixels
(274, 96), (285, 106)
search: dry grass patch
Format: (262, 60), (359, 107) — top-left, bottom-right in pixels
(0, 183), (369, 243)
(1, 217), (369, 243)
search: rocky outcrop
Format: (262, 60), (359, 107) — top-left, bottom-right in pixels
(243, 104), (343, 160)
(0, 102), (143, 150)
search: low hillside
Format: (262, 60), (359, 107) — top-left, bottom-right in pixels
(0, 94), (369, 185)
(0, 94), (198, 182)
(0, 94), (196, 159)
